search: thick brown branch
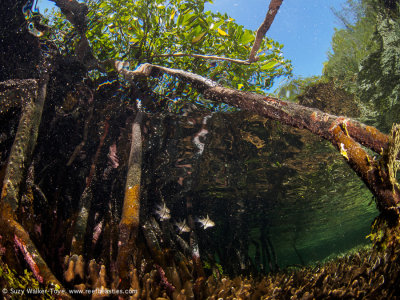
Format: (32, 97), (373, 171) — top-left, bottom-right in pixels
(120, 110), (142, 235)
(52, 0), (101, 70)
(249, 0), (284, 63)
(0, 80), (38, 214)
(66, 106), (93, 166)
(119, 63), (387, 154)
(51, 0), (88, 32)
(86, 120), (109, 187)
(119, 63), (400, 209)
(329, 124), (399, 210)
(0, 60), (70, 296)
(1, 64), (49, 216)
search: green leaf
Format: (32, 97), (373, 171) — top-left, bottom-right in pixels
(240, 30), (254, 44)
(99, 2), (108, 9)
(261, 61), (278, 70)
(121, 15), (130, 22)
(129, 37), (139, 44)
(192, 31), (206, 43)
(51, 0), (292, 96)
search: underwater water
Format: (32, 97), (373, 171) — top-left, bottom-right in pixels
(149, 111), (378, 274)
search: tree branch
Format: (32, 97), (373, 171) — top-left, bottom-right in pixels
(50, 0), (88, 33)
(150, 53), (251, 65)
(117, 62), (387, 152)
(51, 0), (101, 70)
(1, 57), (51, 216)
(51, 0), (283, 71)
(248, 0), (284, 63)
(117, 62), (400, 210)
(329, 124), (399, 210)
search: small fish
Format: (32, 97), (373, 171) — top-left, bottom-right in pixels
(175, 219), (191, 234)
(196, 214), (215, 229)
(155, 203), (171, 221)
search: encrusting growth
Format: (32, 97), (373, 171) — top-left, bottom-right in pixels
(0, 59), (71, 298)
(117, 108), (143, 285)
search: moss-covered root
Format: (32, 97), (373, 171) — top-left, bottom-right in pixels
(70, 119), (109, 256)
(0, 80), (39, 215)
(1, 58), (50, 216)
(386, 124), (400, 195)
(0, 60), (70, 297)
(1, 218), (72, 299)
(117, 110), (143, 286)
(329, 122), (400, 213)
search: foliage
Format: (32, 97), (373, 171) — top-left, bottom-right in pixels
(47, 0), (292, 111)
(324, 0), (400, 131)
(0, 259), (53, 299)
(203, 260), (224, 279)
(357, 1), (400, 131)
(323, 0), (377, 94)
(274, 75), (325, 102)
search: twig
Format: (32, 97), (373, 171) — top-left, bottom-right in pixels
(150, 53), (251, 65)
(248, 0), (284, 63)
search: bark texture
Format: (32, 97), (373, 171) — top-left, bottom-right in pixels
(119, 62), (400, 212)
(249, 0), (284, 62)
(117, 110), (143, 284)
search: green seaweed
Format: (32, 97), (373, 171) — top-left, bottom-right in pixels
(0, 258), (53, 300)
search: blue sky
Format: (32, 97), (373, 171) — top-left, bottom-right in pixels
(37, 0), (345, 81)
(205, 0), (346, 78)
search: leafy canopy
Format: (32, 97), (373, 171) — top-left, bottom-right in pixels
(356, 1), (400, 131)
(323, 0), (377, 94)
(274, 76), (324, 102)
(49, 0), (292, 109)
(323, 0), (400, 131)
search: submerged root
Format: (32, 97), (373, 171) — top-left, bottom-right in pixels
(386, 124), (400, 194)
(0, 217), (72, 299)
